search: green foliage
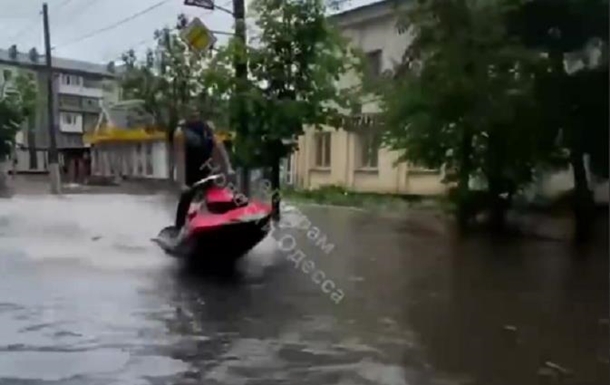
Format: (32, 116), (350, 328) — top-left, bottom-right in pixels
(507, 0), (609, 179)
(0, 96), (23, 159)
(206, 0), (363, 166)
(382, 0), (543, 198)
(13, 73), (38, 121)
(120, 14), (229, 137)
(0, 71), (36, 159)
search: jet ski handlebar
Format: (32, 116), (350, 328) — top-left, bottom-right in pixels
(191, 174), (224, 190)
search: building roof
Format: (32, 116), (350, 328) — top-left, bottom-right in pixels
(101, 100), (155, 130)
(0, 48), (115, 78)
(328, 0), (408, 27)
(329, 0), (403, 20)
(84, 100), (163, 145)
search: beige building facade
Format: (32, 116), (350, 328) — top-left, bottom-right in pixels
(290, 0), (447, 195)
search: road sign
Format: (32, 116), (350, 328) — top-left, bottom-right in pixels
(180, 17), (217, 54)
(184, 0), (214, 10)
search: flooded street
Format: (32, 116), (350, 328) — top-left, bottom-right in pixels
(0, 191), (607, 385)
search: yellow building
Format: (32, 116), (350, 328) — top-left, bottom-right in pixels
(84, 100), (168, 180)
(290, 0), (447, 195)
(85, 100), (235, 181)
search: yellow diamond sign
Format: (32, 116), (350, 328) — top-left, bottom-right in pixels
(181, 17), (217, 54)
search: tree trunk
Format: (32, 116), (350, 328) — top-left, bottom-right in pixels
(271, 155), (281, 221)
(456, 130), (473, 231)
(488, 178), (509, 233)
(571, 150), (594, 244)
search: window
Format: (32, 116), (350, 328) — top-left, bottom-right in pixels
(84, 114), (98, 132)
(62, 113), (81, 126)
(314, 132), (331, 168)
(365, 50), (382, 79)
(84, 98), (99, 108)
(358, 131), (380, 169)
(409, 164), (441, 174)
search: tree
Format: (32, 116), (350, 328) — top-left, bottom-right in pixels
(120, 14), (228, 179)
(0, 72), (36, 172)
(382, 0), (544, 230)
(208, 0), (362, 218)
(11, 72), (38, 175)
(0, 81), (25, 191)
(13, 73), (37, 127)
(506, 0), (609, 242)
(0, 97), (22, 162)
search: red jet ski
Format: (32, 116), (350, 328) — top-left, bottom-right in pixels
(154, 175), (272, 262)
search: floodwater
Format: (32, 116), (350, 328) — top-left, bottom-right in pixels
(0, 192), (607, 385)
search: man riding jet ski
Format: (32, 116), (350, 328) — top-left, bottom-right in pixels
(154, 119), (272, 262)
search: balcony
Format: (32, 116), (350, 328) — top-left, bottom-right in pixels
(58, 83), (103, 98)
(58, 95), (102, 114)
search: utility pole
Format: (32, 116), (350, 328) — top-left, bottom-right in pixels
(42, 3), (61, 194)
(232, 0), (250, 197)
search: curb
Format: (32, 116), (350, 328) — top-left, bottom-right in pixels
(283, 200), (368, 212)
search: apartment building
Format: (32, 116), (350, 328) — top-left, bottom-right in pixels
(0, 45), (120, 181)
(290, 0), (447, 195)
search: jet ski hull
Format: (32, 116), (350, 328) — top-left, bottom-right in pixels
(154, 177), (272, 264)
(190, 214), (271, 260)
(154, 211), (271, 264)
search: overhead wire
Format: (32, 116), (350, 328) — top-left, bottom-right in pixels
(103, 33), (167, 62)
(4, 10), (42, 47)
(59, 0), (102, 21)
(2, 0), (99, 50)
(102, 4), (235, 63)
(56, 0), (76, 10)
(52, 0), (172, 50)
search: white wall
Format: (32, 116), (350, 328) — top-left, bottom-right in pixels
(335, 6), (412, 95)
(151, 141), (168, 179)
(91, 141), (169, 179)
(15, 149), (47, 173)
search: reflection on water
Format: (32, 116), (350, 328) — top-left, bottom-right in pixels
(0, 194), (606, 384)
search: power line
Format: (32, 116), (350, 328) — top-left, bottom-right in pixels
(79, 0), (103, 14)
(104, 35), (161, 62)
(104, 24), (233, 62)
(52, 0), (171, 50)
(5, 11), (42, 46)
(56, 0), (75, 10)
(59, 0), (101, 19)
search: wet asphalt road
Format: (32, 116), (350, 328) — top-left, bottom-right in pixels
(0, 191), (607, 385)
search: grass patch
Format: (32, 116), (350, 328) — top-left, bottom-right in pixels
(281, 185), (446, 212)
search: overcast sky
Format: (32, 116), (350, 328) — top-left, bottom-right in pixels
(0, 0), (374, 64)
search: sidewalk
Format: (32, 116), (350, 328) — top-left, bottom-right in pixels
(3, 174), (179, 196)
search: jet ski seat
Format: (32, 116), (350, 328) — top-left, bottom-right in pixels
(205, 185), (249, 214)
